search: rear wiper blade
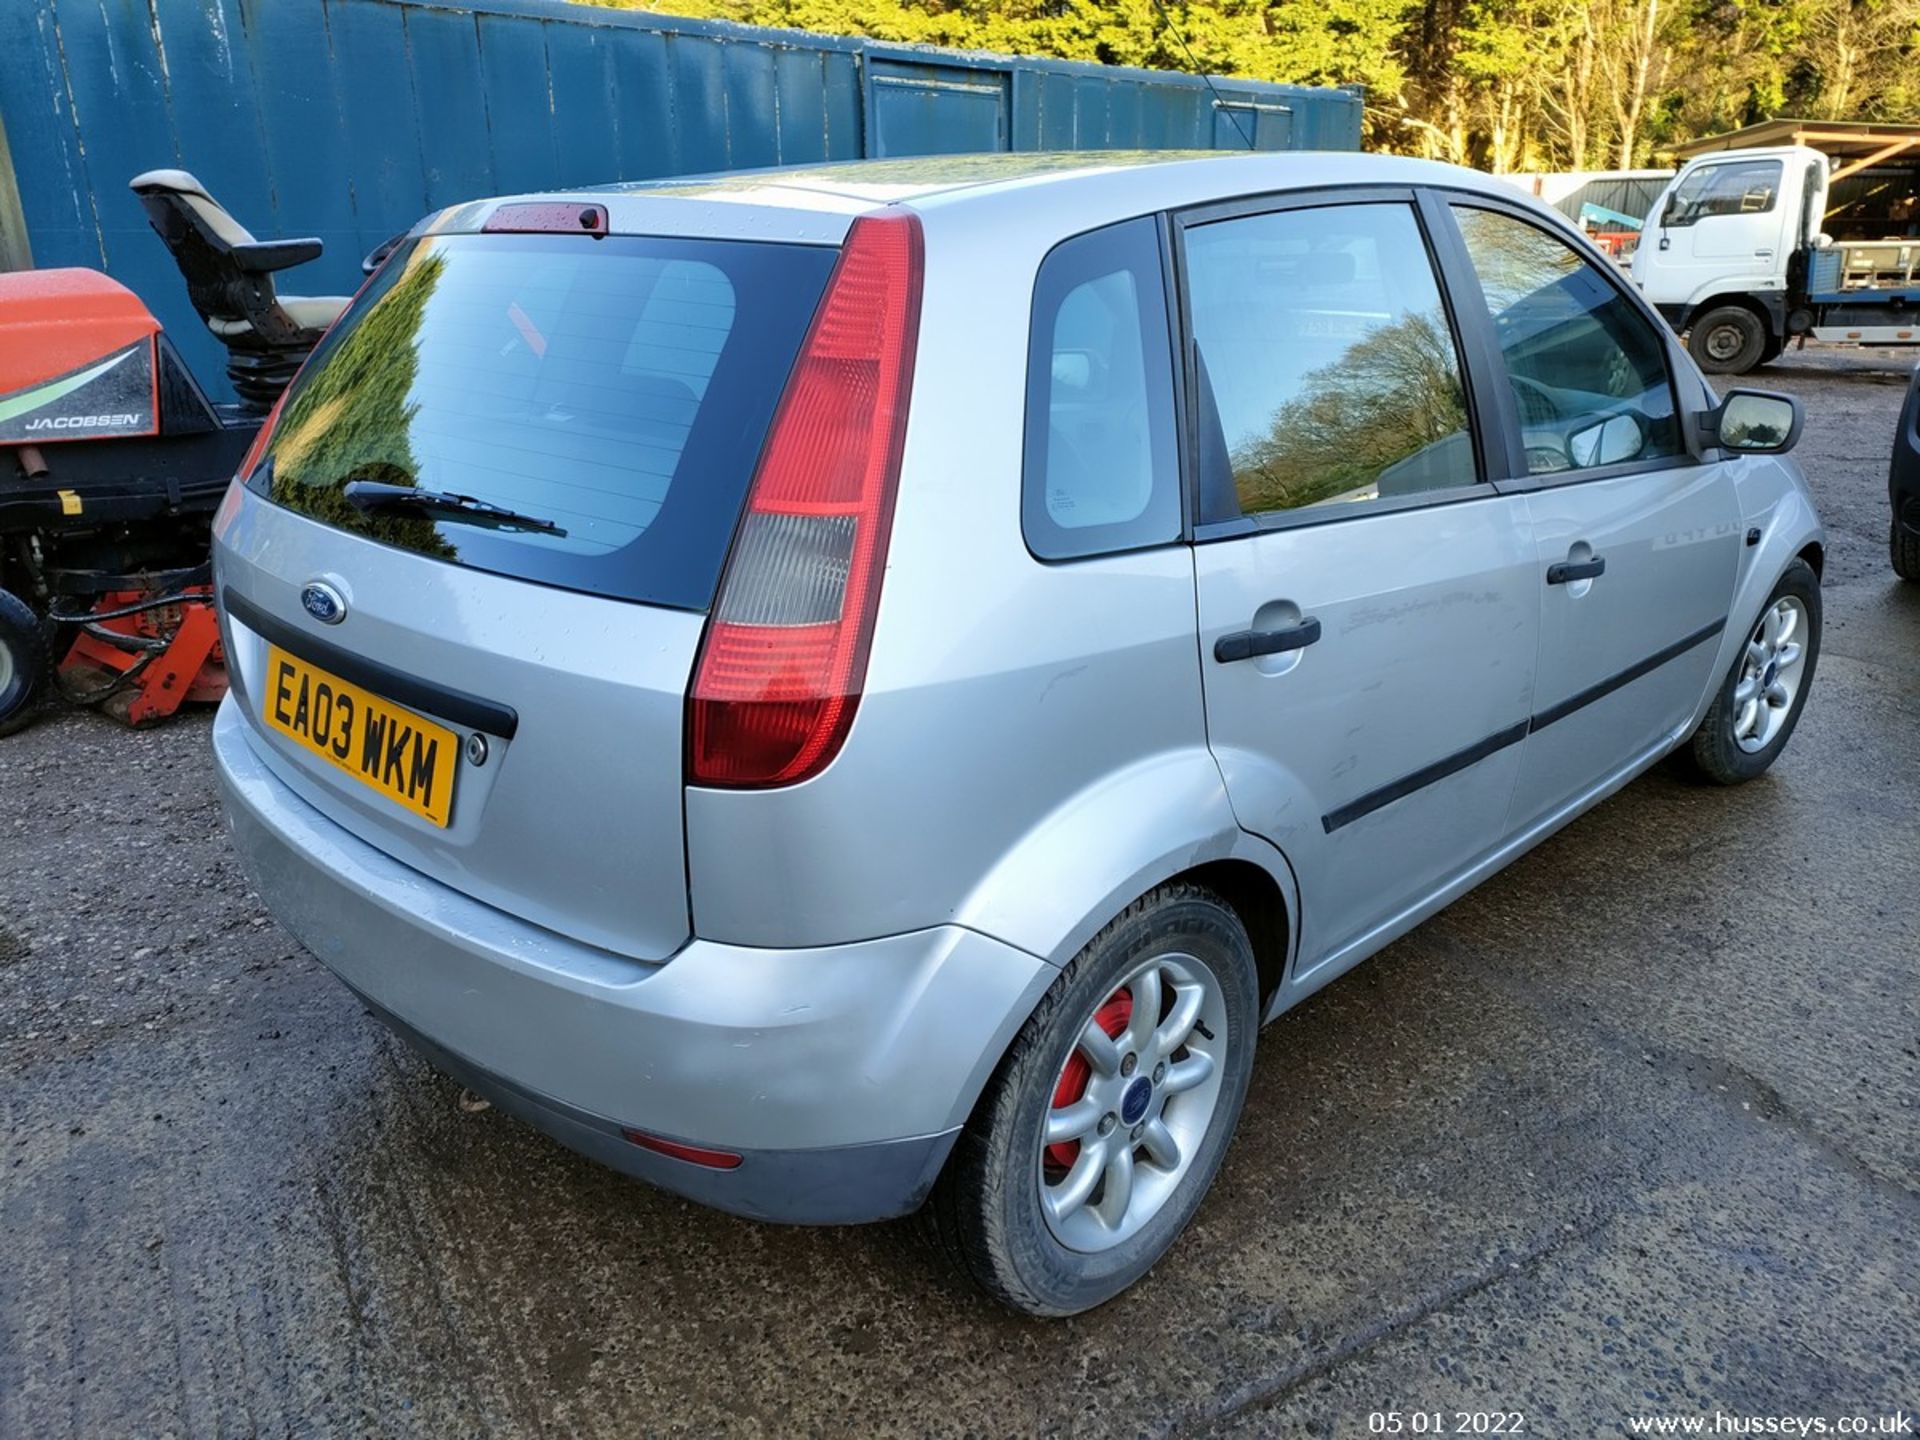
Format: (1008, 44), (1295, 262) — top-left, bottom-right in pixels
(342, 479), (566, 536)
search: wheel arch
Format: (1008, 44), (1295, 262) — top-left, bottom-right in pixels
(952, 747), (1300, 1019)
(1683, 290), (1785, 339)
(1170, 857), (1293, 1015)
(1682, 472), (1824, 739)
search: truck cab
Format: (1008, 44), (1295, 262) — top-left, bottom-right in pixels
(1634, 139), (1920, 373)
(1633, 146), (1824, 371)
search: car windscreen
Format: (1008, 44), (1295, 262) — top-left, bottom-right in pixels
(247, 231), (837, 610)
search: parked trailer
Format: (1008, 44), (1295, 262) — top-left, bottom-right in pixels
(0, 0), (1361, 401)
(1631, 120), (1920, 373)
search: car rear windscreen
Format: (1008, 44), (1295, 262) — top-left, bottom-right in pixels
(248, 231), (837, 609)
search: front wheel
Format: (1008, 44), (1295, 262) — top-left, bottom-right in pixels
(1680, 559), (1820, 784)
(928, 884), (1259, 1317)
(1687, 305), (1769, 375)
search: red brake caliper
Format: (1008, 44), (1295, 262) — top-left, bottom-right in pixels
(1045, 987), (1133, 1171)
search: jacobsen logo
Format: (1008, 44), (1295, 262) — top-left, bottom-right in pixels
(24, 413), (144, 430)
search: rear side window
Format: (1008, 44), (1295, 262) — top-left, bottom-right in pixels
(1664, 160), (1783, 226)
(251, 232), (836, 609)
(1022, 218), (1181, 560)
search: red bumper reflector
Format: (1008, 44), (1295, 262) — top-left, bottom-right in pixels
(621, 1129), (744, 1169)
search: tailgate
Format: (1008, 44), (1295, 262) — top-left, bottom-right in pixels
(217, 501), (704, 962)
(211, 223), (839, 962)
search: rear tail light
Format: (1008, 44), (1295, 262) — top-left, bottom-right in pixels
(687, 211), (924, 788)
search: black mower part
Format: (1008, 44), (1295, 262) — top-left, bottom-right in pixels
(0, 587), (49, 736)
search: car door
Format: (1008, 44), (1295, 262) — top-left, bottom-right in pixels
(1649, 157), (1788, 290)
(1441, 199), (1742, 832)
(1180, 191), (1542, 979)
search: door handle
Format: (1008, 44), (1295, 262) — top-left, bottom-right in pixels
(1214, 616), (1322, 663)
(1546, 556), (1606, 585)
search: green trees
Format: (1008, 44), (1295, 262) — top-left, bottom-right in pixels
(584, 0), (1920, 170)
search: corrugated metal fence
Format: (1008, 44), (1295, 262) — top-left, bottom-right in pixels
(0, 0), (1361, 400)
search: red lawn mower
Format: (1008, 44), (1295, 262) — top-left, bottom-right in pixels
(0, 171), (350, 732)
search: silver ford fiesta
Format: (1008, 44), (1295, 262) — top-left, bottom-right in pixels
(211, 152), (1823, 1315)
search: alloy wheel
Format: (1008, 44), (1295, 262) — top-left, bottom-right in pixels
(1731, 595), (1809, 753)
(1038, 951), (1229, 1253)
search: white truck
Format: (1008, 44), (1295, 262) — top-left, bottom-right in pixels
(1632, 143), (1920, 373)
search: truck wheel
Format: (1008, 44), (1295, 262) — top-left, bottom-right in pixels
(1687, 306), (1768, 374)
(0, 588), (50, 737)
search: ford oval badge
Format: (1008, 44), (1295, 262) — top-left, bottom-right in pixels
(301, 581), (346, 625)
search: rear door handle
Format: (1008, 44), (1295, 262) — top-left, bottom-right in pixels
(1546, 556), (1606, 585)
(1214, 617), (1322, 663)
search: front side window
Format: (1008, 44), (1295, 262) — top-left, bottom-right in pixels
(1022, 218), (1182, 560)
(1665, 160), (1783, 226)
(1451, 205), (1681, 477)
(1183, 202), (1478, 522)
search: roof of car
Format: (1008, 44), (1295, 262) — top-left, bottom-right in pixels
(426, 151), (1538, 247)
(596, 150), (1235, 205)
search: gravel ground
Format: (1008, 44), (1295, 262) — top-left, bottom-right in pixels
(2, 345), (1916, 1438)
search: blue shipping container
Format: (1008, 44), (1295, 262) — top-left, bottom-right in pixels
(0, 0), (1361, 399)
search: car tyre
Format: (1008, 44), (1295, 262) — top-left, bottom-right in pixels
(1681, 559), (1820, 785)
(1893, 519), (1920, 582)
(0, 588), (49, 738)
(1687, 305), (1768, 375)
(928, 883), (1258, 1317)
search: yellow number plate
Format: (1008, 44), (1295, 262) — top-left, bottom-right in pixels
(261, 645), (459, 827)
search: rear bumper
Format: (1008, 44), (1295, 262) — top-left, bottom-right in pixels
(212, 697), (1054, 1223)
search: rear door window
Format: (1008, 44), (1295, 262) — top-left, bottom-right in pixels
(251, 232), (836, 610)
(1183, 201), (1479, 522)
(1021, 218), (1182, 560)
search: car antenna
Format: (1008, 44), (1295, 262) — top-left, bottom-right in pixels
(1148, 0), (1256, 151)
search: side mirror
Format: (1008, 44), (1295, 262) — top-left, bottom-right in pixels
(1568, 412), (1646, 468)
(1703, 390), (1803, 455)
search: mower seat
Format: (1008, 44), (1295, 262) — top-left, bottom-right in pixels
(130, 169), (350, 414)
